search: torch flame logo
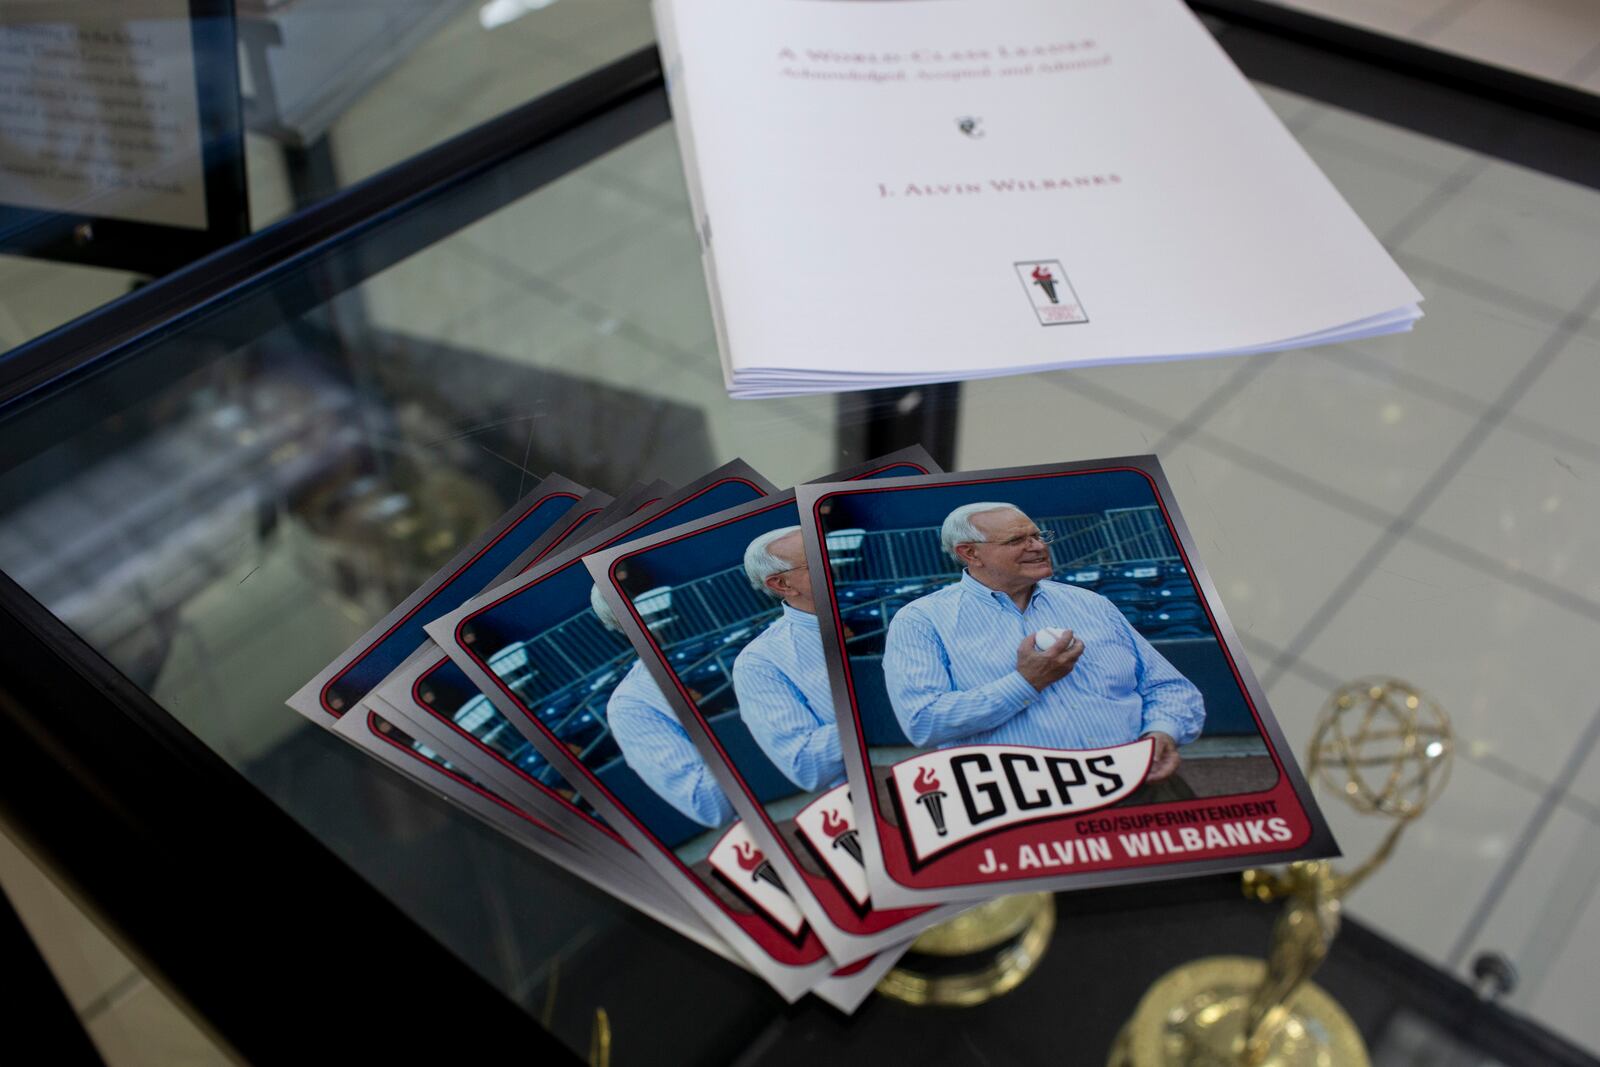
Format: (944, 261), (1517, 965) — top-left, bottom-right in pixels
(821, 808), (849, 838)
(732, 840), (765, 872)
(1030, 263), (1062, 305)
(912, 765), (950, 837)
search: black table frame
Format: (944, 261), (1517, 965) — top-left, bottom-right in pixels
(0, 4), (1597, 1064)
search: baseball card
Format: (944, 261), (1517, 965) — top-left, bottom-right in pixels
(426, 463), (852, 1001)
(288, 475), (590, 729)
(342, 706), (901, 1011)
(335, 484), (679, 894)
(795, 458), (1337, 907)
(342, 706), (716, 947)
(363, 485), (651, 801)
(584, 448), (973, 961)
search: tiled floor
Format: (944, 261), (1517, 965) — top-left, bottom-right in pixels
(0, 831), (232, 1065)
(950, 75), (1600, 1049)
(1279, 0), (1600, 92)
(3, 0), (1600, 1061)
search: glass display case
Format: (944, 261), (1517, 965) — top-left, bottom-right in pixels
(1, 3), (1597, 1064)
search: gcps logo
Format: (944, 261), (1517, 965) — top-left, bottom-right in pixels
(890, 739), (1153, 862)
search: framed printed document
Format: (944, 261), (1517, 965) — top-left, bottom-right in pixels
(0, 0), (248, 274)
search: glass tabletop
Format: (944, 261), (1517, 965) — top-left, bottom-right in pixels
(0, 16), (1597, 1063)
(0, 0), (656, 351)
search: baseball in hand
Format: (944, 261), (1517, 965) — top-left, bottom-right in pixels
(1035, 627), (1069, 651)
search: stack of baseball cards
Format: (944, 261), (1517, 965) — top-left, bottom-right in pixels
(289, 452), (1336, 1010)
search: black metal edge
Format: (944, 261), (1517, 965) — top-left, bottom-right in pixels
(0, 44), (665, 412)
(0, 884), (109, 1066)
(0, 87), (672, 474)
(0, 10), (1594, 1059)
(836, 384), (962, 475)
(1193, 0), (1600, 130)
(193, 0), (255, 247)
(0, 566), (581, 1065)
(1337, 918), (1600, 1067)
(1196, 0), (1600, 191)
(0, 0), (251, 274)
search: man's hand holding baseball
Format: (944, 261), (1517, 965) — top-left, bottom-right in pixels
(1017, 629), (1083, 692)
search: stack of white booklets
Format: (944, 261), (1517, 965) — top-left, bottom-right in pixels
(655, 0), (1423, 398)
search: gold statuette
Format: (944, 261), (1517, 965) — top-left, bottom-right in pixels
(877, 892), (1056, 1007)
(1111, 679), (1453, 1066)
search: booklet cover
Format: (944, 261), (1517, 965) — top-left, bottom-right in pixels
(795, 458), (1337, 907)
(659, 0), (1422, 396)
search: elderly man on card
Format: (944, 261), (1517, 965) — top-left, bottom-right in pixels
(881, 502), (1204, 797)
(732, 525), (847, 794)
(593, 585), (735, 828)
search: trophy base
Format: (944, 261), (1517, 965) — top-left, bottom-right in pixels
(876, 893), (1055, 1008)
(1109, 957), (1368, 1067)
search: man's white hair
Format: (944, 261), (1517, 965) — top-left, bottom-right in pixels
(589, 582), (622, 633)
(941, 502), (1027, 560)
(744, 525), (803, 598)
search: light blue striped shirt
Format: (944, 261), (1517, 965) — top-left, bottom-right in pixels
(883, 572), (1204, 750)
(732, 604), (845, 792)
(607, 659), (735, 828)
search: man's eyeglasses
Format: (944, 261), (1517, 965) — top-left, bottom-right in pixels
(967, 530), (1057, 550)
